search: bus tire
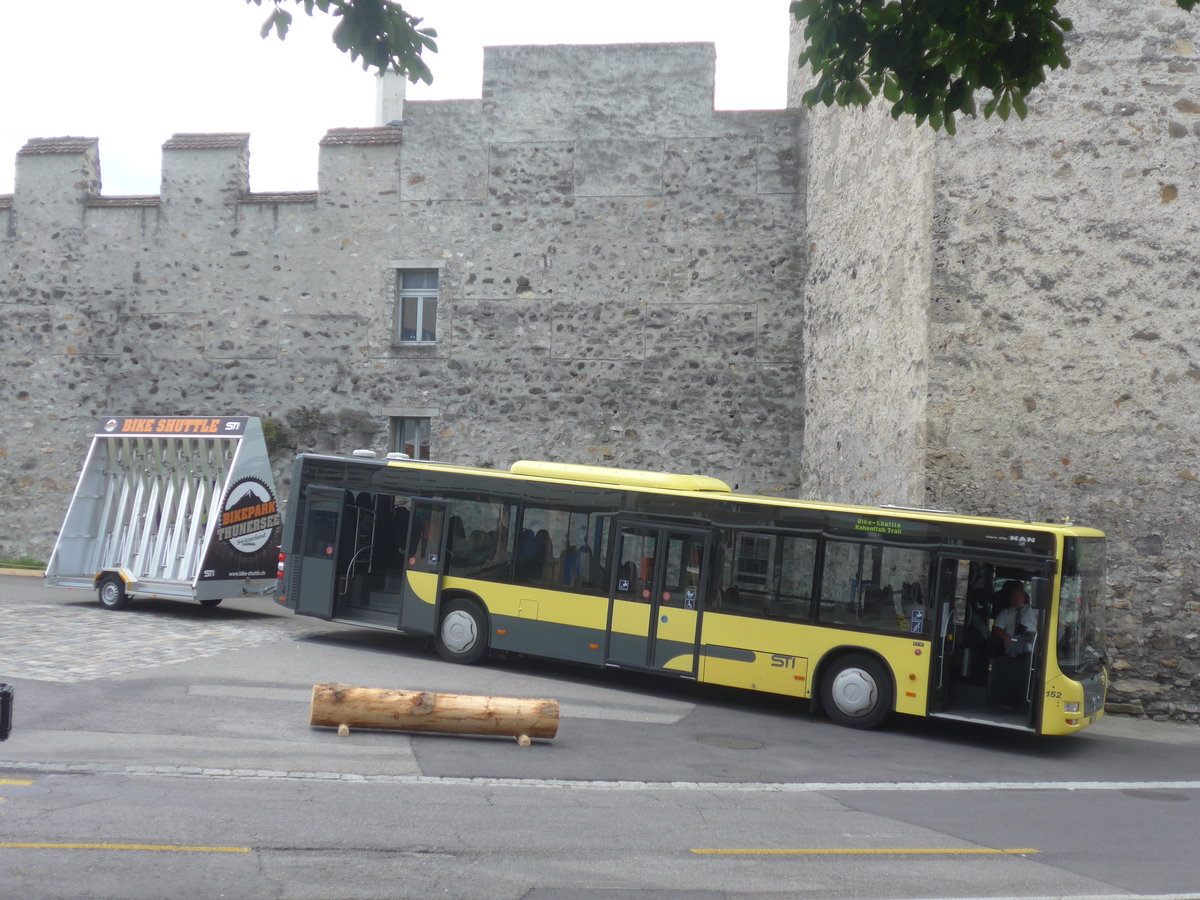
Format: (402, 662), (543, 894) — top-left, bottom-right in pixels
(98, 575), (129, 610)
(199, 598), (223, 608)
(435, 597), (489, 665)
(820, 653), (893, 729)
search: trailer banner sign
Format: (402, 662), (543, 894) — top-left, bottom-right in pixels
(202, 476), (282, 580)
(99, 417), (247, 436)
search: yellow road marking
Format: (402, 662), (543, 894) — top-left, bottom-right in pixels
(0, 843), (250, 854)
(0, 780), (35, 786)
(691, 847), (1039, 856)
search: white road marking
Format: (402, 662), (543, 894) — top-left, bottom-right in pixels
(3, 761), (1199, 793)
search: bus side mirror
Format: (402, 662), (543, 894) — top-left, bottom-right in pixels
(1030, 576), (1049, 610)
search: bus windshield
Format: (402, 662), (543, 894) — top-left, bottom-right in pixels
(1058, 537), (1107, 678)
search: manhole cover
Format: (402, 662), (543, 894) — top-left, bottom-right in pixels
(698, 736), (762, 749)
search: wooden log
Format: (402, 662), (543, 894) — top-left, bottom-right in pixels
(309, 683), (559, 740)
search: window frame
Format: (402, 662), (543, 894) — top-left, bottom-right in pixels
(393, 266), (440, 346)
(390, 416), (432, 460)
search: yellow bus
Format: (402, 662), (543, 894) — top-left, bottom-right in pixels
(277, 454), (1107, 735)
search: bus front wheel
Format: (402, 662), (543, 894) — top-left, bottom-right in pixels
(820, 653), (893, 729)
(98, 575), (129, 610)
(435, 598), (489, 665)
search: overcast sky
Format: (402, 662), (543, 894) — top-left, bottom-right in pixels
(0, 0), (792, 196)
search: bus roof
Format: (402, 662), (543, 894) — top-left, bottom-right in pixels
(509, 460), (733, 493)
(346, 454), (1104, 538)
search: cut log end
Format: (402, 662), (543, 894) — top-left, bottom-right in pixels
(337, 723), (350, 737)
(516, 733), (532, 748)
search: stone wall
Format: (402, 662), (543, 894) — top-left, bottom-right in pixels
(788, 20), (934, 508)
(927, 0), (1200, 719)
(0, 43), (807, 560)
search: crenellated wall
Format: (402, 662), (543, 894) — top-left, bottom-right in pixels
(0, 43), (807, 559)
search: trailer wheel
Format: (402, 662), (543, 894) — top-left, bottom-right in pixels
(820, 653), (893, 729)
(435, 597), (489, 665)
(97, 575), (129, 611)
(199, 599), (223, 608)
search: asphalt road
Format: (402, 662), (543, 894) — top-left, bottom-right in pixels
(2, 575), (1199, 900)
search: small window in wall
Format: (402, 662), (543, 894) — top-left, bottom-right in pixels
(391, 417), (431, 460)
(395, 269), (438, 344)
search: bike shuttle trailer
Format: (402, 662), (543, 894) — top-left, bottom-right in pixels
(45, 416), (282, 610)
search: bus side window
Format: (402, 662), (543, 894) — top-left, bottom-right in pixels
(819, 541), (931, 634)
(513, 506), (611, 595)
(777, 534), (817, 619)
(305, 509), (338, 557)
(573, 515), (611, 594)
(714, 529), (815, 623)
(445, 499), (515, 582)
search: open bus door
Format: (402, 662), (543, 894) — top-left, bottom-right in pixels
(929, 554), (1052, 732)
(293, 486), (343, 619)
(290, 489), (447, 636)
(393, 498), (448, 636)
(606, 522), (708, 676)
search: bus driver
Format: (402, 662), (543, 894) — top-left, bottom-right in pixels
(993, 582), (1037, 656)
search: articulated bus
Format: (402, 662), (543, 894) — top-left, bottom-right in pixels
(277, 454), (1107, 735)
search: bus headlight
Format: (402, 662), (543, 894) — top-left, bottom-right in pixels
(1063, 701), (1080, 713)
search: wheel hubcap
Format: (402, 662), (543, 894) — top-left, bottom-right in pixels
(830, 667), (878, 717)
(441, 609), (478, 654)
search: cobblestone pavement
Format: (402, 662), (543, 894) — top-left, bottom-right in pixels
(0, 594), (328, 683)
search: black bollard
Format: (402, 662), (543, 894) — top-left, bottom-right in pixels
(0, 684), (12, 741)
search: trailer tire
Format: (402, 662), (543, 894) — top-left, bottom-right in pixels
(435, 597), (489, 665)
(98, 575), (129, 611)
(199, 599), (223, 608)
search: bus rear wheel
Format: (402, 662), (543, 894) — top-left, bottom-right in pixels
(97, 575), (129, 610)
(820, 653), (893, 729)
(435, 598), (488, 665)
(199, 598), (223, 608)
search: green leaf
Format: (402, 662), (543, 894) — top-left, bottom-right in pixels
(258, 7), (293, 40)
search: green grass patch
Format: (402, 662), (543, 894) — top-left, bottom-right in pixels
(0, 556), (46, 570)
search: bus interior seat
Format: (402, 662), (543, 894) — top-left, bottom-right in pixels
(894, 581), (924, 615)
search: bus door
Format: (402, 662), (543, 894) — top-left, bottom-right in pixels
(929, 554), (1050, 731)
(293, 486), (344, 619)
(606, 523), (708, 675)
(394, 499), (449, 636)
